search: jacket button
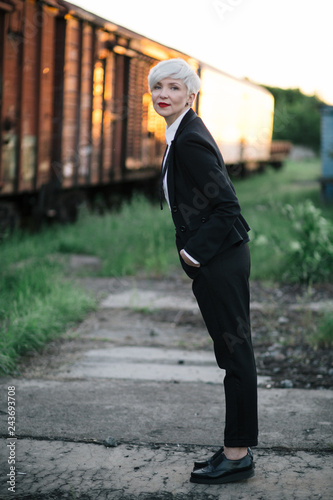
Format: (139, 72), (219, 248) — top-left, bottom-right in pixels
(201, 217), (207, 223)
(172, 205), (178, 213)
(180, 225), (186, 232)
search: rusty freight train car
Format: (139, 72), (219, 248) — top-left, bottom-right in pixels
(0, 0), (274, 229)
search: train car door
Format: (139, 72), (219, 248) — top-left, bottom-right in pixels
(112, 53), (130, 182)
(0, 1), (22, 196)
(50, 16), (66, 187)
(91, 56), (106, 185)
(0, 8), (4, 188)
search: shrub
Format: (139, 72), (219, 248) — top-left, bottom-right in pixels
(281, 200), (333, 284)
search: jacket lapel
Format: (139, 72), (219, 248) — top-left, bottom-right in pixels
(167, 109), (198, 208)
(174, 108), (197, 141)
(159, 142), (175, 209)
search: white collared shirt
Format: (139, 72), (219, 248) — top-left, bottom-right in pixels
(163, 108), (200, 266)
(162, 108), (190, 208)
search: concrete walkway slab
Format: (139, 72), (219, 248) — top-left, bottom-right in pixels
(1, 378), (331, 451)
(66, 346), (224, 383)
(100, 289), (199, 311)
(64, 346), (271, 385)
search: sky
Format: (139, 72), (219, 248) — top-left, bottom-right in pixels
(72, 0), (333, 104)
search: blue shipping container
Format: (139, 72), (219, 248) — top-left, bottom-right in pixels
(321, 105), (333, 201)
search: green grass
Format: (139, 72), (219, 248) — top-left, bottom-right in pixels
(0, 257), (96, 374)
(235, 159), (323, 206)
(1, 157), (332, 373)
(54, 199), (178, 277)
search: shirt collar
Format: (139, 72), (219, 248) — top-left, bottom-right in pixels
(165, 108), (191, 146)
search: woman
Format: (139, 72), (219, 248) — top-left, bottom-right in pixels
(148, 58), (258, 485)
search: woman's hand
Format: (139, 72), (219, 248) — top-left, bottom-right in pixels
(180, 249), (201, 267)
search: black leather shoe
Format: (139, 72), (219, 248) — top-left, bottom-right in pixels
(193, 447), (224, 469)
(193, 447), (253, 470)
(190, 449), (255, 484)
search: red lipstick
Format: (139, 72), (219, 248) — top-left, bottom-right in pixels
(158, 103), (170, 108)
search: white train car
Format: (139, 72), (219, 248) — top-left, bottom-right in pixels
(198, 64), (275, 174)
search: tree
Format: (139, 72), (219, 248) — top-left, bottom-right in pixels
(263, 86), (323, 152)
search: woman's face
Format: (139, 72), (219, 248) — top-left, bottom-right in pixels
(151, 77), (195, 126)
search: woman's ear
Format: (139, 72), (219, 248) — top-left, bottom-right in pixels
(187, 92), (196, 107)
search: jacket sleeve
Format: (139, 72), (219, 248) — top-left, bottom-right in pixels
(176, 132), (242, 265)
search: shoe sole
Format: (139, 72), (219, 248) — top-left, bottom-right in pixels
(190, 468), (255, 485)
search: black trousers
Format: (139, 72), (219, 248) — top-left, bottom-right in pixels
(180, 241), (258, 447)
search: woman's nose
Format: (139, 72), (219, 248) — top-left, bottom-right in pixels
(159, 87), (168, 98)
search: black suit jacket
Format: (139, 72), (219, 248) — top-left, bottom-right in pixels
(163, 108), (250, 266)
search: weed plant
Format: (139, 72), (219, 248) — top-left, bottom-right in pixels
(281, 200), (333, 284)
(308, 313), (333, 348)
(233, 159), (333, 281)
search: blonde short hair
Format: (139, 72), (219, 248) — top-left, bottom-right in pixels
(148, 58), (201, 95)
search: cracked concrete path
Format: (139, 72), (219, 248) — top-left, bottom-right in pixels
(1, 441), (332, 500)
(0, 277), (332, 499)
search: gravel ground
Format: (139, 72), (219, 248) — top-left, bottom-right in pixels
(249, 280), (333, 389)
